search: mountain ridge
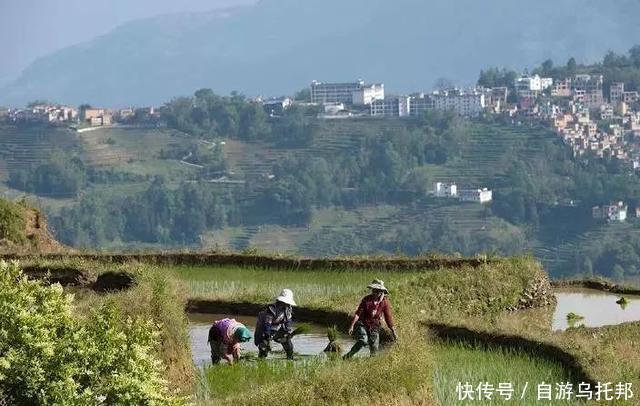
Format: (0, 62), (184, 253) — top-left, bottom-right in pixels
(2, 0), (640, 106)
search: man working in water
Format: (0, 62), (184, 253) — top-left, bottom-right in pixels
(343, 279), (397, 359)
(254, 289), (297, 360)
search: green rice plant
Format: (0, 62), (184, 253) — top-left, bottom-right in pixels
(432, 341), (580, 405)
(290, 323), (312, 336)
(195, 358), (324, 402)
(323, 326), (342, 354)
(566, 312), (584, 322)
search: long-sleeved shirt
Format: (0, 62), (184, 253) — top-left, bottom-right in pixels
(355, 294), (394, 330)
(208, 318), (243, 345)
(254, 303), (293, 345)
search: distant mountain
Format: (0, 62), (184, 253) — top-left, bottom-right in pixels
(3, 0), (640, 106)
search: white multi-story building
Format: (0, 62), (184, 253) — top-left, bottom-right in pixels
(352, 84), (385, 105)
(515, 74), (553, 94)
(432, 89), (486, 117)
(370, 96), (410, 117)
(433, 182), (457, 198)
(310, 80), (384, 105)
(459, 188), (493, 203)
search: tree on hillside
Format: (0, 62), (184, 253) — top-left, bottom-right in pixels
(566, 57), (577, 76)
(540, 59), (554, 76)
(477, 68), (518, 89)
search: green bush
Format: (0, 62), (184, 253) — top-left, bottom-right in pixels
(0, 199), (26, 244)
(0, 261), (184, 405)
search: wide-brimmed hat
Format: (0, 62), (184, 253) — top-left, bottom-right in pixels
(275, 289), (297, 306)
(367, 279), (388, 293)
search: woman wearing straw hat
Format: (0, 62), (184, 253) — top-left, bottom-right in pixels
(343, 279), (397, 359)
(254, 289), (297, 360)
(208, 318), (253, 365)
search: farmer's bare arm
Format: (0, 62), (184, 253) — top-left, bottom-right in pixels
(347, 314), (360, 335)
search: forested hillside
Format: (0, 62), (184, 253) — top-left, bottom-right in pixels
(6, 49), (640, 280)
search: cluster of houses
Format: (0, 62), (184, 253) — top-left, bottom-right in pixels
(2, 104), (79, 124)
(296, 74), (640, 170)
(1, 104), (160, 128)
(515, 73), (640, 165)
(432, 182), (493, 204)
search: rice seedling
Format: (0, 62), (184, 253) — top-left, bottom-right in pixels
(566, 312), (584, 322)
(432, 341), (579, 405)
(323, 326), (342, 354)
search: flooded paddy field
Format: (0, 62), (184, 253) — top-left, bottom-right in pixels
(188, 312), (359, 367)
(553, 288), (640, 331)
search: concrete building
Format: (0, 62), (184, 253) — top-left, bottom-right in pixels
(323, 102), (345, 115)
(552, 79), (572, 97)
(82, 108), (112, 126)
(515, 74), (552, 94)
(572, 74), (604, 109)
(409, 94), (435, 116)
(352, 84), (385, 105)
(540, 102), (561, 119)
(370, 96), (410, 117)
(592, 202), (627, 222)
(433, 89), (486, 117)
(310, 80), (383, 105)
(490, 87), (508, 106)
(459, 188), (493, 203)
(433, 182), (457, 198)
(610, 82), (625, 105)
(263, 97), (293, 115)
(624, 91), (639, 104)
(600, 104), (614, 120)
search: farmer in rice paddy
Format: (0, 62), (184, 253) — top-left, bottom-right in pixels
(208, 318), (252, 365)
(343, 279), (397, 359)
(255, 288), (296, 360)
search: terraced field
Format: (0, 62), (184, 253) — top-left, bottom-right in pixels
(77, 126), (200, 178)
(0, 125), (77, 176)
(535, 221), (640, 277)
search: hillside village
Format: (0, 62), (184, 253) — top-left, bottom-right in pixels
(2, 68), (640, 221)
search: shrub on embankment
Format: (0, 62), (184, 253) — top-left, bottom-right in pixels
(33, 258), (197, 394)
(0, 199), (26, 246)
(0, 260), (185, 405)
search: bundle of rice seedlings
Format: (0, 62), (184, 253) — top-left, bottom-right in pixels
(323, 325), (342, 353)
(290, 324), (311, 337)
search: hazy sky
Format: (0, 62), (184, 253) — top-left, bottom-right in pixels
(0, 0), (255, 86)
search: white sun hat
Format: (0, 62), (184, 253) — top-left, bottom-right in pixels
(367, 279), (388, 293)
(275, 289), (297, 306)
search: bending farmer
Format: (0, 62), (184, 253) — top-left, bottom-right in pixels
(255, 289), (296, 359)
(208, 318), (252, 365)
(344, 279), (397, 359)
